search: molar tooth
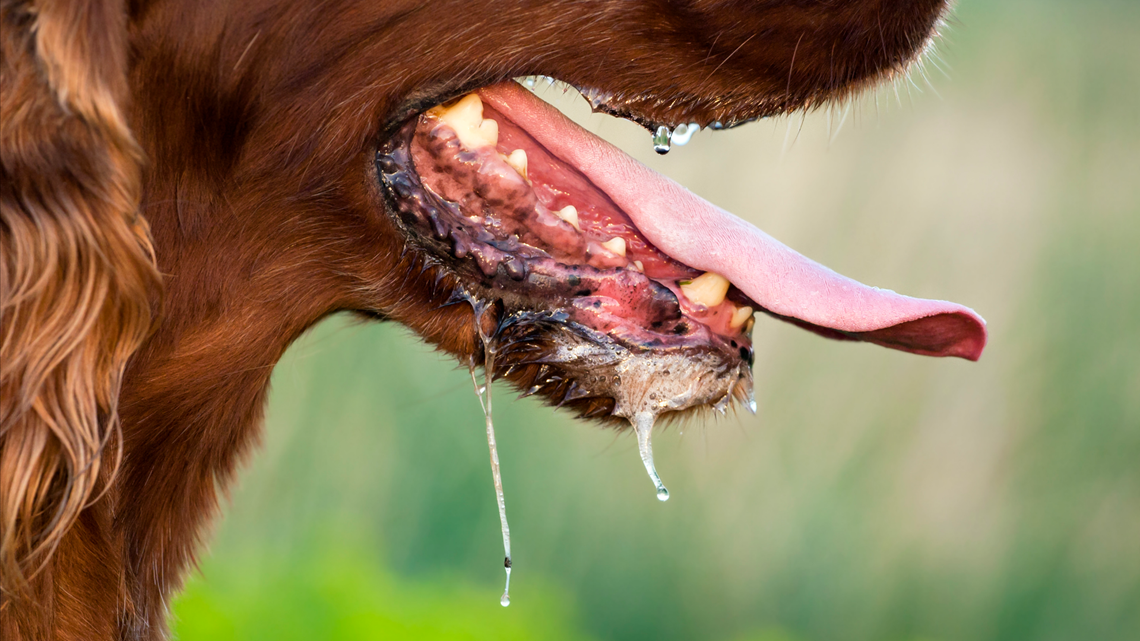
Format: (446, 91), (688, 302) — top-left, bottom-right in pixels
(554, 205), (580, 231)
(730, 305), (754, 329)
(506, 149), (528, 180)
(601, 237), (626, 257)
(679, 272), (729, 308)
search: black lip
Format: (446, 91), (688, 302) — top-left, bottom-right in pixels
(375, 118), (692, 344)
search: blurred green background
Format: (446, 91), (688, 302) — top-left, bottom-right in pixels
(171, 1), (1140, 639)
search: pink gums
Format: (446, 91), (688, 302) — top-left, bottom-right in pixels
(411, 107), (745, 339)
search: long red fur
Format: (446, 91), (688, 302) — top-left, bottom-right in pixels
(0, 0), (949, 637)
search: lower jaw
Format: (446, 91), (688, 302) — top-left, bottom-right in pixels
(376, 101), (754, 421)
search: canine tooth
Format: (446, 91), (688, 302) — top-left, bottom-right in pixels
(554, 205), (580, 231)
(601, 237), (626, 257)
(730, 305), (754, 329)
(437, 93), (498, 149)
(679, 272), (729, 308)
(506, 149), (528, 180)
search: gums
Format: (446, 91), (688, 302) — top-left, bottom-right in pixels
(376, 97), (758, 352)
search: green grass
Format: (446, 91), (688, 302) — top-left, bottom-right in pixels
(173, 529), (591, 641)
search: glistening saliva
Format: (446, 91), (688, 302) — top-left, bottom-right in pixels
(376, 85), (758, 604)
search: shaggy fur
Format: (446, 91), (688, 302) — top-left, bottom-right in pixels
(0, 0), (949, 637)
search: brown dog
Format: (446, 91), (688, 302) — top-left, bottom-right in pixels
(0, 0), (984, 638)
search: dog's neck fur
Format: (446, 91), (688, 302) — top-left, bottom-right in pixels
(114, 233), (330, 632)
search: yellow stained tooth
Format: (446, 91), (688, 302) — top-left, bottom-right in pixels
(730, 305), (754, 329)
(555, 205), (580, 231)
(506, 149), (528, 180)
(438, 94), (483, 133)
(601, 237), (626, 257)
(437, 93), (498, 149)
(679, 272), (729, 308)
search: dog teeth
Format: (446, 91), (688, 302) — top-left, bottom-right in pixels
(729, 304), (754, 330)
(601, 237), (626, 257)
(679, 272), (729, 308)
(554, 205), (580, 231)
(474, 118), (499, 148)
(632, 260), (644, 273)
(436, 93), (499, 149)
(505, 149), (528, 180)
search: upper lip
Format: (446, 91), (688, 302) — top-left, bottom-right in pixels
(575, 84), (757, 133)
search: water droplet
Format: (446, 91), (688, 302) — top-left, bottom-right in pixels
(523, 76), (536, 88)
(748, 398), (758, 414)
(501, 565), (512, 607)
(630, 412), (669, 501)
(652, 125), (671, 154)
(670, 123), (699, 146)
(713, 394), (730, 415)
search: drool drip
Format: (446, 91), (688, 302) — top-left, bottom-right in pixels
(469, 306), (512, 607)
(652, 125), (671, 154)
(631, 412), (669, 501)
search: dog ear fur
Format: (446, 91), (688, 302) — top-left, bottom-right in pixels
(0, 0), (159, 597)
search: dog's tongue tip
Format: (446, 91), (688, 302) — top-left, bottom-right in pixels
(480, 82), (987, 360)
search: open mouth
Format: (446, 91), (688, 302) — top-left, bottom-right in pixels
(377, 78), (986, 605)
(375, 81), (987, 427)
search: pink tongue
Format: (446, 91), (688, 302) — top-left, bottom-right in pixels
(479, 83), (987, 360)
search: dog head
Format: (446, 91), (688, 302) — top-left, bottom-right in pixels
(1, 0), (984, 594)
(126, 0), (983, 418)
